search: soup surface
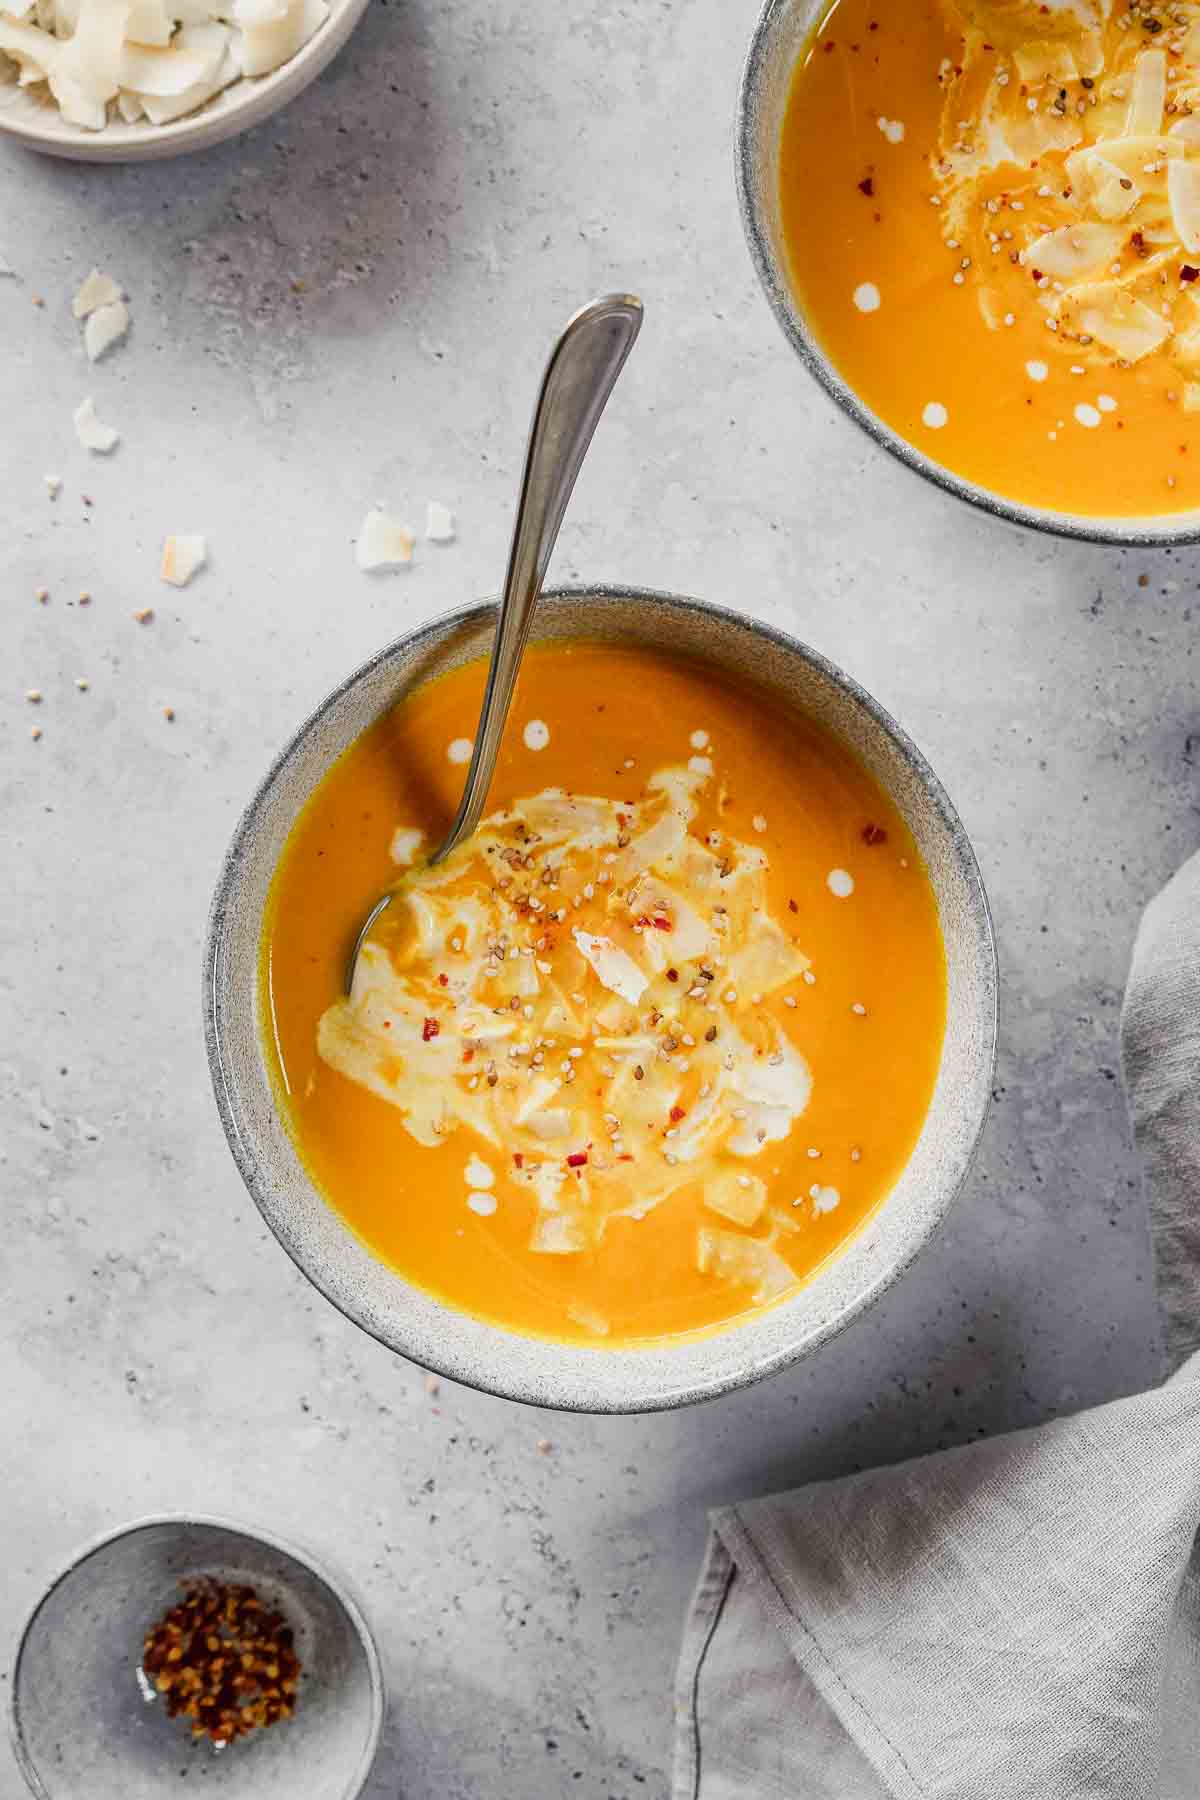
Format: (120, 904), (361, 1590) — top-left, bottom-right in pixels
(781, 0), (1200, 517)
(263, 642), (946, 1347)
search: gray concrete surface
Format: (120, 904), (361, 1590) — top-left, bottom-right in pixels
(0, 1), (1191, 1793)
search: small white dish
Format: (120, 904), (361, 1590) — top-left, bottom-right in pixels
(0, 0), (369, 162)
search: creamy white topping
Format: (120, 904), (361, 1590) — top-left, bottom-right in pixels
(317, 763), (816, 1287)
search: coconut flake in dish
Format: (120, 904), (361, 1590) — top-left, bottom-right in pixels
(73, 394), (119, 452)
(356, 510), (414, 571)
(160, 533), (207, 586)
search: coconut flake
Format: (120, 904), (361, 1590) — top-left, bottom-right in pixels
(1126, 48), (1166, 139)
(124, 0), (171, 41)
(84, 299), (129, 362)
(133, 24), (235, 121)
(1021, 222), (1125, 280)
(72, 268), (122, 319)
(426, 500), (455, 542)
(73, 395), (119, 452)
(572, 929), (648, 1006)
(356, 509), (414, 571)
(1169, 158), (1200, 256)
(160, 534), (207, 587)
(236, 0), (327, 78)
(119, 28), (227, 96)
(1073, 287), (1172, 363)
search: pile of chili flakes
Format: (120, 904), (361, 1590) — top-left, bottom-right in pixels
(140, 1579), (301, 1746)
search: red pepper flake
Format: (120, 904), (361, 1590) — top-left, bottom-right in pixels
(1030, 267), (1043, 282)
(437, 972), (449, 986)
(858, 175), (874, 196)
(1182, 265), (1200, 283)
(861, 822), (888, 846)
(462, 1047), (475, 1062)
(788, 898), (798, 914)
(823, 38), (835, 51)
(513, 1152), (524, 1168)
(566, 1152), (588, 1168)
(422, 1017), (440, 1042)
(666, 968), (679, 982)
(669, 1105), (686, 1123)
(651, 916), (672, 931)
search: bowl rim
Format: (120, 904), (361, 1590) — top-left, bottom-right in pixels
(0, 0), (370, 163)
(734, 0), (1200, 548)
(203, 582), (998, 1413)
(9, 1509), (386, 1800)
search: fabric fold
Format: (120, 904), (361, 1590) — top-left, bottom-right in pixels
(674, 845), (1200, 1800)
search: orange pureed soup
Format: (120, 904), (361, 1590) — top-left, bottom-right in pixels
(781, 0), (1200, 516)
(263, 643), (946, 1347)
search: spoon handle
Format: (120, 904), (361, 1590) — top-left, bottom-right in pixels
(429, 293), (644, 865)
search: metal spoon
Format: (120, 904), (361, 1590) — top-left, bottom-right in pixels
(346, 292), (644, 992)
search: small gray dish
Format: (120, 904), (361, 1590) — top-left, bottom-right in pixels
(203, 584), (998, 1414)
(736, 0), (1200, 546)
(10, 1515), (384, 1800)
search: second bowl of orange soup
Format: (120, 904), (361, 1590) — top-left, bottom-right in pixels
(739, 0), (1200, 541)
(204, 588), (996, 1412)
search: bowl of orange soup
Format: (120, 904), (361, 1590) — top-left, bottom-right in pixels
(738, 0), (1200, 541)
(204, 587), (996, 1412)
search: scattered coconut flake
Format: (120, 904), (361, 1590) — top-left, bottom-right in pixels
(160, 534), (207, 587)
(1025, 360), (1049, 383)
(853, 281), (881, 313)
(426, 500), (455, 542)
(467, 1191), (497, 1216)
(73, 394), (119, 453)
(827, 868), (854, 898)
(44, 475), (62, 497)
(523, 719), (550, 752)
(877, 116), (904, 144)
(389, 826), (424, 866)
(84, 299), (129, 362)
(1074, 402), (1102, 429)
(447, 737), (473, 765)
(71, 268), (121, 319)
(922, 401), (948, 430)
(356, 509), (414, 571)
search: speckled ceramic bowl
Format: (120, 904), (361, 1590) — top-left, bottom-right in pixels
(203, 586), (997, 1413)
(10, 1514), (384, 1800)
(736, 0), (1200, 547)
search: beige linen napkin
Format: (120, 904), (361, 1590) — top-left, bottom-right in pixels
(673, 850), (1200, 1800)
